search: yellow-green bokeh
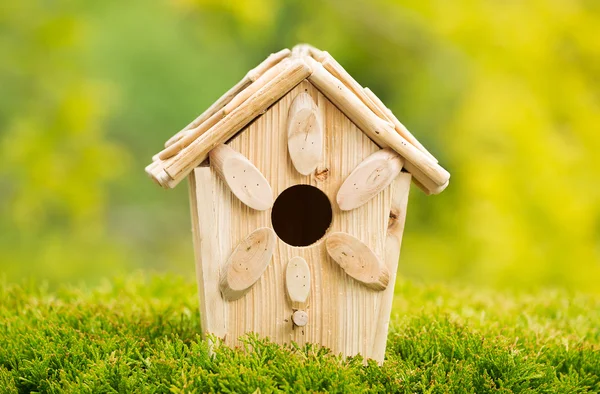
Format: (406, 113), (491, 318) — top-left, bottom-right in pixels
(1, 0), (599, 291)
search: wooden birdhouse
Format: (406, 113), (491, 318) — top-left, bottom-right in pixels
(146, 44), (450, 363)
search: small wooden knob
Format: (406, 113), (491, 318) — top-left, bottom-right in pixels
(292, 310), (308, 327)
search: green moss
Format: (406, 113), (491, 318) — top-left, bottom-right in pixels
(1, 275), (598, 393)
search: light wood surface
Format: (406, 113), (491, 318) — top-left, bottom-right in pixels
(209, 144), (273, 211)
(336, 148), (404, 211)
(305, 56), (450, 188)
(316, 52), (435, 163)
(159, 58), (292, 160)
(292, 43), (323, 60)
(363, 87), (437, 162)
(189, 80), (404, 362)
(317, 52), (388, 121)
(292, 310), (309, 327)
(371, 172), (411, 362)
(285, 256), (311, 308)
(220, 227), (276, 301)
(166, 49), (291, 148)
(246, 48), (292, 81)
(325, 232), (389, 291)
(150, 59), (312, 188)
(287, 92), (323, 175)
(189, 165), (228, 341)
(148, 46), (451, 195)
(162, 44), (450, 364)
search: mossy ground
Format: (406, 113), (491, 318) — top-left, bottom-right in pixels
(1, 274), (598, 393)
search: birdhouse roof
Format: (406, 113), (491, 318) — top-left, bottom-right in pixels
(146, 44), (450, 194)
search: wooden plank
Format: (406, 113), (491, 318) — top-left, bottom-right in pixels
(305, 56), (450, 188)
(287, 92), (323, 175)
(285, 256), (311, 308)
(158, 59), (312, 188)
(220, 227), (276, 301)
(337, 148), (404, 211)
(371, 172), (411, 363)
(325, 232), (390, 291)
(189, 166), (228, 339)
(209, 144), (273, 211)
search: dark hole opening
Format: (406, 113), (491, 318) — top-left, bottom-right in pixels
(271, 185), (333, 247)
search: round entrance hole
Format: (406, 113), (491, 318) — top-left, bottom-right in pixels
(271, 185), (333, 247)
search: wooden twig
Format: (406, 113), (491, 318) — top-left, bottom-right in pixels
(305, 45), (325, 61)
(164, 48), (291, 148)
(363, 87), (437, 163)
(291, 44), (310, 58)
(159, 58), (292, 160)
(313, 51), (438, 163)
(158, 59), (312, 188)
(305, 56), (450, 187)
(164, 78), (252, 148)
(317, 52), (388, 120)
(405, 161), (450, 195)
(246, 48), (291, 82)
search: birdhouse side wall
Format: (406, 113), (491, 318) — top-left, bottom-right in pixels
(188, 80), (411, 363)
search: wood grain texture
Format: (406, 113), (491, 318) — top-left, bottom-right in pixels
(292, 310), (309, 327)
(285, 256), (311, 308)
(305, 56), (450, 188)
(363, 87), (437, 163)
(209, 144), (273, 211)
(151, 59), (312, 188)
(189, 166), (228, 341)
(287, 92), (323, 175)
(336, 148), (404, 211)
(325, 232), (389, 291)
(292, 43), (323, 59)
(220, 227), (276, 301)
(189, 80), (404, 363)
(312, 51), (436, 163)
(318, 52), (389, 121)
(372, 172), (411, 363)
(165, 48), (290, 149)
(159, 58), (292, 160)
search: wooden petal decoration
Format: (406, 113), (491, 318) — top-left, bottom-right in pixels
(287, 92), (323, 175)
(220, 227), (276, 301)
(325, 232), (389, 291)
(336, 148), (404, 211)
(209, 144), (273, 210)
(285, 256), (311, 305)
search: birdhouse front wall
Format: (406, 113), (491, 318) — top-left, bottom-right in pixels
(188, 80), (411, 362)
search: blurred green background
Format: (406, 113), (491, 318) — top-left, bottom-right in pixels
(1, 0), (599, 292)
